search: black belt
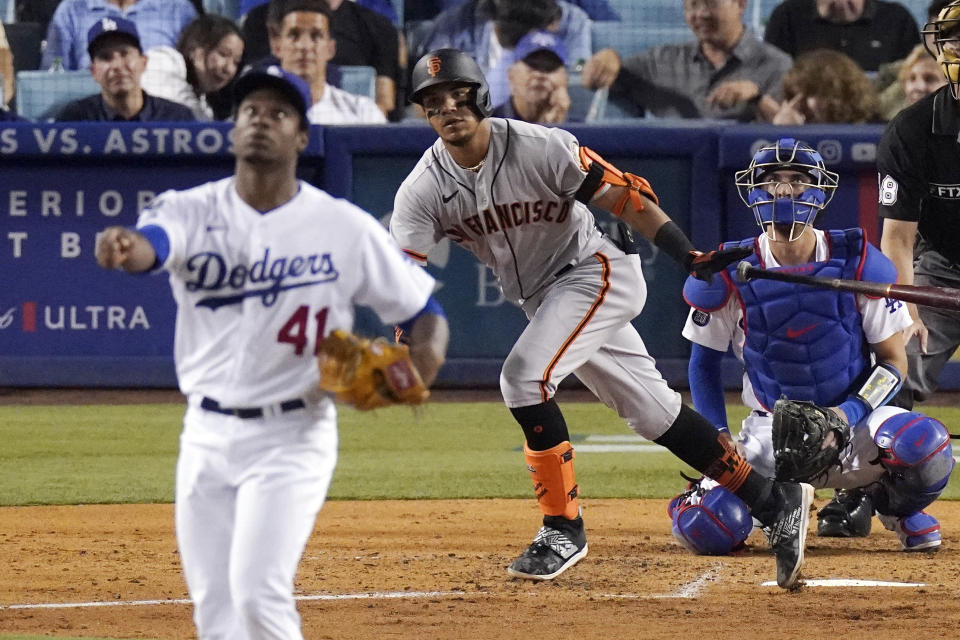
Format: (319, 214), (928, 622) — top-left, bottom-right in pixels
(555, 264), (574, 278)
(201, 396), (306, 419)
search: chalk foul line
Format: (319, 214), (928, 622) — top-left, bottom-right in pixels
(761, 579), (926, 588)
(0, 591), (463, 611)
(2, 574), (925, 610)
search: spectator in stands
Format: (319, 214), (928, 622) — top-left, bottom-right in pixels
(581, 0), (791, 121)
(244, 0), (402, 118)
(878, 44), (946, 118)
(243, 0), (399, 24)
(15, 0), (64, 36)
(764, 0), (920, 73)
(416, 0), (591, 109)
(323, 0), (401, 116)
(0, 106), (23, 121)
(1, 23), (14, 109)
(491, 30), (571, 123)
(268, 0), (386, 123)
(763, 48), (880, 123)
(406, 0), (621, 22)
(874, 0), (949, 118)
(42, 0), (199, 71)
(141, 14), (245, 120)
(55, 17), (195, 121)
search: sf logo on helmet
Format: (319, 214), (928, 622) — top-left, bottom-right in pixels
(427, 57), (443, 77)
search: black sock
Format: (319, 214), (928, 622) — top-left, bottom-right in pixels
(510, 399), (569, 450)
(655, 404), (774, 512)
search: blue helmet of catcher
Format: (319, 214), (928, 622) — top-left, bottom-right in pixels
(872, 409), (955, 515)
(668, 478), (753, 555)
(734, 138), (838, 242)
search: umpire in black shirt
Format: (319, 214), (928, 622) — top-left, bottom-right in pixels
(878, 0), (960, 406)
(56, 17), (194, 122)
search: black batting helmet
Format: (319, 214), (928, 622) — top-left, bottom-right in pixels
(409, 48), (493, 118)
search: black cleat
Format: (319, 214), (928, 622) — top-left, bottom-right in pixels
(761, 482), (814, 589)
(507, 516), (588, 581)
(817, 489), (873, 538)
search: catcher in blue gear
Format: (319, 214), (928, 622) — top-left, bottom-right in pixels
(672, 138), (954, 554)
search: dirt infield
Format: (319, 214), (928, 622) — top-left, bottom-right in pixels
(1, 498), (959, 640)
(3, 388), (959, 638)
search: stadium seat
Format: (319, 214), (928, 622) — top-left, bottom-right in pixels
(610, 0), (683, 27)
(900, 0), (934, 29)
(203, 0), (242, 20)
(405, 19), (434, 61)
(567, 71), (602, 122)
(745, 0), (792, 32)
(5, 22), (45, 73)
(608, 0), (785, 34)
(336, 65), (376, 100)
(390, 0), (404, 27)
(15, 70), (99, 121)
(591, 22), (691, 57)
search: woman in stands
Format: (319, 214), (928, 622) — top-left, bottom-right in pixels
(141, 13), (244, 120)
(878, 44), (947, 120)
(763, 49), (880, 125)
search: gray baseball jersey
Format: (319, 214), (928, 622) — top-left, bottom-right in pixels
(392, 118), (607, 304)
(391, 117), (681, 436)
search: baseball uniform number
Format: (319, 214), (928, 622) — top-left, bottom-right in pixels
(277, 305), (329, 356)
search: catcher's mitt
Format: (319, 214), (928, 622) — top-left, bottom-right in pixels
(317, 329), (429, 410)
(772, 398), (851, 483)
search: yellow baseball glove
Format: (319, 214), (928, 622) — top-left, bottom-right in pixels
(317, 329), (429, 410)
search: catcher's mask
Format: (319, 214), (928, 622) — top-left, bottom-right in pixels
(409, 48), (493, 119)
(734, 138), (838, 242)
(923, 0), (960, 99)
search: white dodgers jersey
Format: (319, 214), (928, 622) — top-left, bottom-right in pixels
(138, 177), (435, 407)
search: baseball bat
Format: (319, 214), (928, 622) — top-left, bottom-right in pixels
(736, 262), (960, 312)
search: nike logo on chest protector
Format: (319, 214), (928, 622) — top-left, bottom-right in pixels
(786, 323), (819, 339)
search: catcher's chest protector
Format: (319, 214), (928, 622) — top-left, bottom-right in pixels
(726, 229), (868, 410)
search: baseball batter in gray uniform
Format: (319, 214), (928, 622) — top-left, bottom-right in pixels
(95, 63), (449, 639)
(391, 48), (815, 590)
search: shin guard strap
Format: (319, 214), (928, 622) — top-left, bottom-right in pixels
(524, 441), (580, 519)
(703, 436), (753, 493)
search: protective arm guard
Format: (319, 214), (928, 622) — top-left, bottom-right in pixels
(870, 411), (955, 516)
(575, 145), (658, 216)
(838, 362), (903, 427)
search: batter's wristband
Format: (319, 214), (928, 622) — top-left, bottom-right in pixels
(653, 221), (696, 268)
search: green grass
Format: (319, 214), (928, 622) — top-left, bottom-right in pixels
(0, 401), (958, 506)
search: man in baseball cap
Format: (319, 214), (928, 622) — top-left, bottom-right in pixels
(492, 29), (571, 123)
(86, 16), (142, 59)
(55, 16), (194, 121)
(232, 61), (313, 129)
(509, 29), (568, 70)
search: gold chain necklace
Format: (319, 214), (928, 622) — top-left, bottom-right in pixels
(458, 157), (485, 172)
